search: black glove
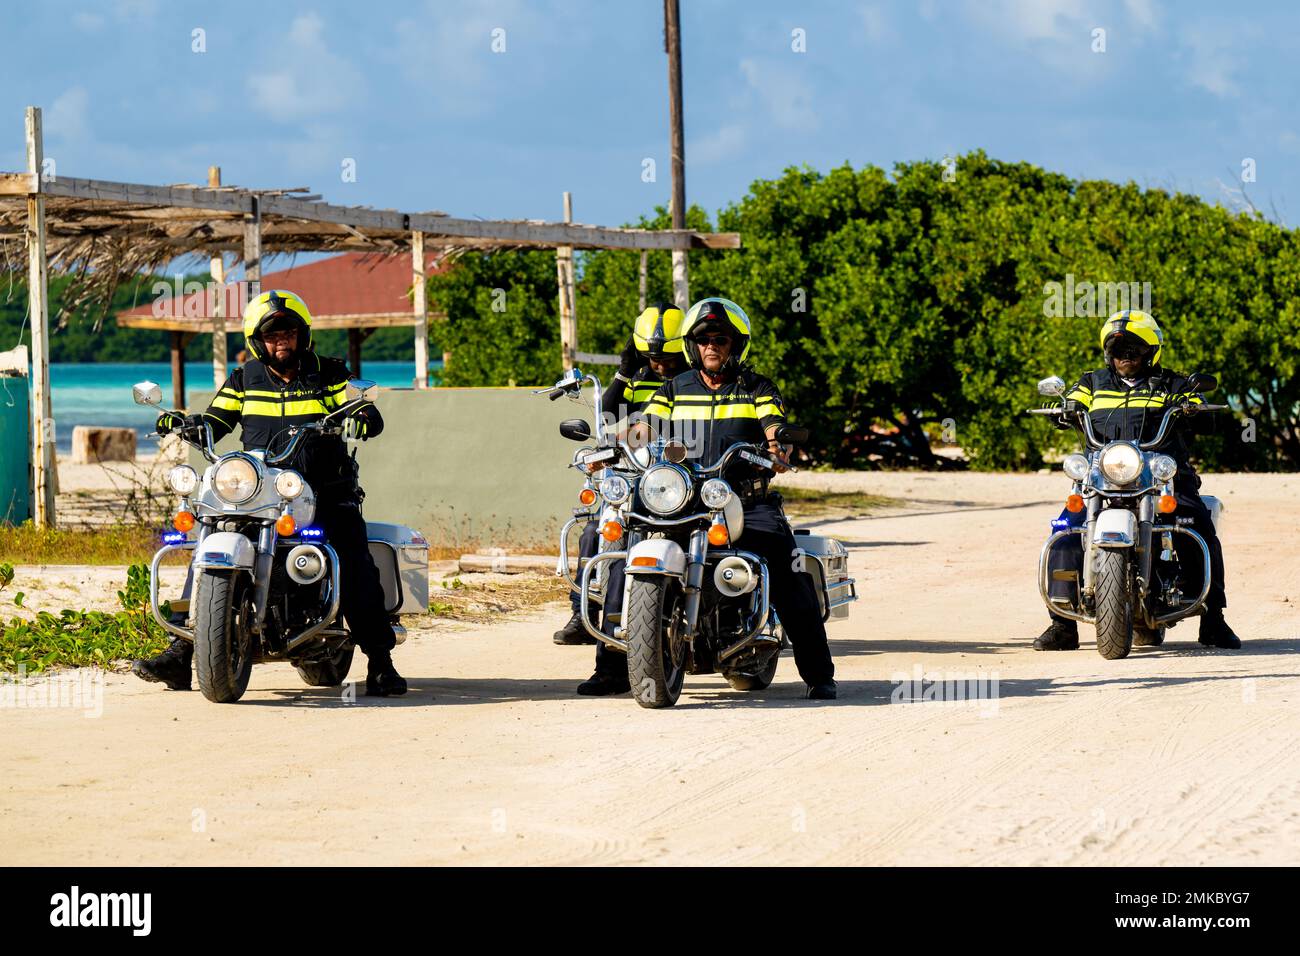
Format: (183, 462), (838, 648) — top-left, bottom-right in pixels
(342, 415), (371, 441)
(617, 334), (640, 378)
(156, 412), (197, 436)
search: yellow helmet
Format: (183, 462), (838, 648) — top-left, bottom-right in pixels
(243, 290), (313, 362)
(632, 302), (685, 358)
(681, 297), (751, 368)
(1099, 310), (1162, 367)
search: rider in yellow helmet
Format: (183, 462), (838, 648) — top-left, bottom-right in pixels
(1037, 309), (1241, 651)
(135, 290), (408, 696)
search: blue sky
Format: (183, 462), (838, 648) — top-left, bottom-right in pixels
(3, 0), (1298, 243)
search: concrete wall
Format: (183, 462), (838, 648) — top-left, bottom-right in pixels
(190, 386), (592, 549)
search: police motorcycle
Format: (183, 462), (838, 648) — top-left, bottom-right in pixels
(1028, 373), (1228, 660)
(132, 380), (429, 703)
(545, 373), (856, 709)
(535, 367), (642, 629)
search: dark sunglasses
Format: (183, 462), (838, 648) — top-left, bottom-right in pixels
(1111, 346), (1147, 360)
(694, 334), (732, 347)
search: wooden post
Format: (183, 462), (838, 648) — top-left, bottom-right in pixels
(25, 106), (55, 529)
(208, 166), (227, 388)
(170, 332), (187, 410)
(412, 231), (428, 388)
(348, 328), (363, 378)
(665, 0), (689, 308)
(639, 251), (648, 312)
(243, 194), (262, 300)
(556, 192), (577, 368)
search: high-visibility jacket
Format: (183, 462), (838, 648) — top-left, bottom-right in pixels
(203, 353), (382, 499)
(641, 367), (786, 471)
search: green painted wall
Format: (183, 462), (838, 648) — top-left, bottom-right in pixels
(0, 375), (31, 525)
(190, 386), (592, 550)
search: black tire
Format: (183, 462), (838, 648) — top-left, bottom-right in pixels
(626, 576), (687, 709)
(193, 570), (255, 702)
(724, 652), (779, 691)
(295, 645), (355, 687)
(1094, 548), (1134, 660)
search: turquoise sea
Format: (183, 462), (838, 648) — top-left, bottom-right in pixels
(30, 361), (437, 453)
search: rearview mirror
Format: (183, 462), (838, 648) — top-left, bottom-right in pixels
(775, 424), (809, 445)
(559, 419), (592, 442)
(132, 381), (162, 406)
(1186, 372), (1218, 393)
(1037, 376), (1066, 397)
(346, 378), (379, 403)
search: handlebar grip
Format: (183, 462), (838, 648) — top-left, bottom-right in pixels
(549, 389), (563, 401)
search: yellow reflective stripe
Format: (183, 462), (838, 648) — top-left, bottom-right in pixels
(1065, 386), (1092, 408)
(240, 399), (328, 417)
(282, 399), (329, 416)
(210, 395), (242, 411)
(755, 402), (784, 419)
(642, 402), (673, 418)
(1088, 396), (1172, 409)
(243, 389), (287, 399)
(669, 404), (759, 421)
(630, 388), (659, 402)
(218, 387), (244, 399)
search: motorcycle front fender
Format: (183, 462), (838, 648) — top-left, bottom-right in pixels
(192, 531), (257, 571)
(624, 538), (688, 577)
(1092, 508), (1137, 549)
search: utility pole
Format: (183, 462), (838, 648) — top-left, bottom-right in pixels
(665, 0), (689, 308)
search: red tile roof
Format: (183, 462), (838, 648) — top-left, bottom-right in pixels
(119, 252), (448, 320)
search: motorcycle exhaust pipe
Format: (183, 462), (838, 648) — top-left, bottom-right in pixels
(713, 556), (757, 598)
(286, 544), (328, 585)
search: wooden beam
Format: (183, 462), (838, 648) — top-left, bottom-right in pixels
(242, 195), (261, 299)
(170, 331), (188, 410)
(412, 231), (428, 389)
(0, 172), (36, 194)
(347, 327), (363, 377)
(208, 166), (227, 390)
(666, 0), (690, 307)
(556, 192), (577, 369)
(25, 107), (55, 528)
(116, 311), (443, 332)
(39, 175), (253, 213)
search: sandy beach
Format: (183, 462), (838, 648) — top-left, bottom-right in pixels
(3, 469), (1299, 866)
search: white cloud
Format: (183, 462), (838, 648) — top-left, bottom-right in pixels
(690, 124), (747, 166)
(246, 13), (365, 120)
(739, 58), (820, 133)
(47, 87), (91, 143)
(1181, 24), (1241, 98)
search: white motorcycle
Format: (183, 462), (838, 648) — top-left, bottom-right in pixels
(133, 379), (429, 702)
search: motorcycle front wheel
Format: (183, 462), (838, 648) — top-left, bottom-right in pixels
(193, 569), (255, 702)
(626, 576), (687, 709)
(1094, 548), (1134, 660)
(295, 644), (356, 687)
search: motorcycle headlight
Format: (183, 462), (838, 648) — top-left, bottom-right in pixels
(212, 456), (260, 504)
(599, 475), (630, 504)
(274, 470), (304, 500)
(700, 478), (733, 510)
(1150, 455), (1178, 482)
(641, 464), (691, 515)
(1062, 454), (1089, 482)
(1099, 442), (1143, 485)
(167, 464), (198, 495)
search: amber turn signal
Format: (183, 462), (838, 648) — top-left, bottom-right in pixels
(276, 514), (297, 536)
(173, 511), (195, 532)
(579, 488), (597, 506)
(1065, 494), (1084, 513)
(707, 524), (730, 546)
(1158, 495), (1177, 514)
(601, 521), (623, 542)
(630, 556), (658, 567)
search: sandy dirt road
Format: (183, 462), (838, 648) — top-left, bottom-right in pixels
(3, 472), (1299, 866)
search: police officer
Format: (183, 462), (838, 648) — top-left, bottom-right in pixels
(571, 303), (687, 690)
(132, 290), (409, 695)
(553, 303), (687, 645)
(621, 297), (837, 700)
(1036, 310), (1241, 651)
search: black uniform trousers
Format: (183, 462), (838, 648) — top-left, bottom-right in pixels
(315, 499), (398, 657)
(1046, 484), (1226, 621)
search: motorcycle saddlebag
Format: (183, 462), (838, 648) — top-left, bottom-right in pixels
(792, 530), (854, 620)
(366, 522), (430, 616)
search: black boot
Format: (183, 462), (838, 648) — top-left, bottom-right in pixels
(576, 671), (630, 696)
(1033, 618), (1079, 651)
(365, 651), (408, 696)
(132, 638), (193, 690)
(1199, 610), (1242, 649)
(553, 608), (599, 645)
(806, 680), (837, 700)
